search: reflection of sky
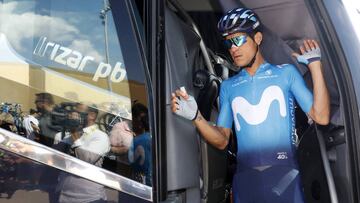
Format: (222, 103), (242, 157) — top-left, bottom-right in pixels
(0, 0), (145, 83)
(342, 0), (360, 44)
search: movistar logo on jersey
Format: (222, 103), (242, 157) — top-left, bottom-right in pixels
(231, 85), (286, 131)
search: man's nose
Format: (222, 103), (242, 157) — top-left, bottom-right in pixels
(229, 44), (239, 53)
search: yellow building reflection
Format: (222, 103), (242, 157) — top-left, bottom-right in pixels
(0, 62), (147, 118)
(0, 33), (147, 118)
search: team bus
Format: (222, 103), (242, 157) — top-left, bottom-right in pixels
(0, 0), (359, 202)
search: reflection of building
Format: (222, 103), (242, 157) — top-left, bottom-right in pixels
(0, 34), (147, 117)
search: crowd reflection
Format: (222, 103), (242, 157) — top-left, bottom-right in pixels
(0, 93), (152, 202)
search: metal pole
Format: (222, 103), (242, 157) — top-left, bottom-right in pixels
(316, 125), (339, 203)
(101, 0), (112, 92)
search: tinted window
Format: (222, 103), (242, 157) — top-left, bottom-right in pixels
(0, 149), (151, 202)
(0, 0), (152, 191)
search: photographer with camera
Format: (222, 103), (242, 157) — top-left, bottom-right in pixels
(35, 93), (62, 147)
(34, 93), (63, 203)
(53, 102), (88, 145)
(55, 104), (111, 203)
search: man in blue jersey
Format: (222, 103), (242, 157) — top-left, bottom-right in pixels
(171, 7), (330, 203)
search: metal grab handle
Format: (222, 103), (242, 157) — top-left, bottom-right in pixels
(315, 125), (339, 203)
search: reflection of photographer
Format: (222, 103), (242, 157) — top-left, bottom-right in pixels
(55, 104), (111, 203)
(52, 102), (88, 145)
(35, 93), (62, 147)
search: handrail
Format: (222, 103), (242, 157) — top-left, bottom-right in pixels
(316, 125), (339, 203)
(167, 0), (215, 75)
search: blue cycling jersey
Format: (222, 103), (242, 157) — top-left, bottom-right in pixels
(217, 62), (313, 202)
(131, 132), (152, 186)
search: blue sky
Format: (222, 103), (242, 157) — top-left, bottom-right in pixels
(1, 0), (146, 83)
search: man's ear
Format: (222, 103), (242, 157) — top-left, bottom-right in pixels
(254, 32), (263, 45)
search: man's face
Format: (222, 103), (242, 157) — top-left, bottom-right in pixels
(87, 111), (96, 122)
(225, 32), (258, 67)
(76, 104), (88, 113)
(35, 97), (45, 111)
(132, 113), (146, 135)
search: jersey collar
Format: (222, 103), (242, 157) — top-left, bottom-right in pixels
(238, 62), (270, 77)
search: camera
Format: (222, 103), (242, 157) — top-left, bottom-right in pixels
(51, 102), (87, 130)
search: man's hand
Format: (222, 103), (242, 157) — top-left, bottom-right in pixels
(293, 39), (330, 125)
(134, 145), (145, 165)
(71, 131), (82, 142)
(30, 122), (40, 133)
(292, 39), (321, 66)
(171, 87), (198, 121)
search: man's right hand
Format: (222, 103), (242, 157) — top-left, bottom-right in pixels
(171, 87), (198, 121)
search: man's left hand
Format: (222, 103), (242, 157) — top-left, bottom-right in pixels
(292, 39), (321, 66)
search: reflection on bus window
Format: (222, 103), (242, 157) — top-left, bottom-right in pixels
(0, 1), (151, 202)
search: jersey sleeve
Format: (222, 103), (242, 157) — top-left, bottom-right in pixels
(287, 65), (313, 114)
(216, 82), (233, 128)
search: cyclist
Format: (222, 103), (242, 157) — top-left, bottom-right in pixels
(171, 7), (330, 202)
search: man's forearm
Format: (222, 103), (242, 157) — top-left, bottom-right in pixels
(171, 88), (230, 149)
(111, 146), (128, 154)
(192, 111), (230, 150)
(308, 61), (330, 125)
(74, 147), (103, 164)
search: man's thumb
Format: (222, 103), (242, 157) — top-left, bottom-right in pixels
(180, 87), (189, 100)
(291, 52), (300, 58)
